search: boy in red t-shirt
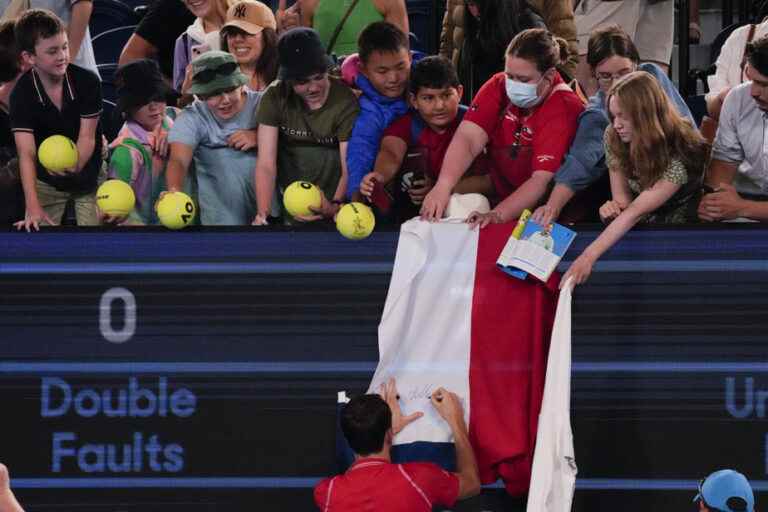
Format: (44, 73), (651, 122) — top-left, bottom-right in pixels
(360, 56), (489, 221)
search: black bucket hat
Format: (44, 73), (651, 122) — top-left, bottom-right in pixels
(278, 27), (333, 81)
(114, 59), (174, 115)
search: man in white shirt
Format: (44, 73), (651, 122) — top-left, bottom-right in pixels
(706, 18), (768, 120)
(699, 35), (768, 222)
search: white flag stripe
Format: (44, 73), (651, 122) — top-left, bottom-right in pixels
(527, 279), (577, 512)
(369, 220), (477, 446)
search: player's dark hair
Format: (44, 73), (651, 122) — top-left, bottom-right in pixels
(0, 20), (20, 82)
(357, 21), (408, 64)
(409, 55), (459, 95)
(340, 394), (391, 456)
(15, 8), (65, 55)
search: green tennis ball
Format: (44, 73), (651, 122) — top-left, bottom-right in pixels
(96, 180), (136, 217)
(336, 202), (375, 240)
(283, 181), (322, 218)
(38, 135), (78, 174)
(156, 192), (196, 230)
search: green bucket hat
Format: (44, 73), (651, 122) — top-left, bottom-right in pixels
(188, 50), (248, 96)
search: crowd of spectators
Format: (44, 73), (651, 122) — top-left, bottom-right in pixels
(0, 0), (767, 280)
(0, 2), (766, 507)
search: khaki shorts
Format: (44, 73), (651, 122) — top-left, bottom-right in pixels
(575, 0), (674, 65)
(36, 179), (98, 226)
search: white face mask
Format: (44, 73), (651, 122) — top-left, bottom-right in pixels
(505, 77), (542, 108)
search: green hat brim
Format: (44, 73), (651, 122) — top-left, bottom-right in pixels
(188, 70), (249, 96)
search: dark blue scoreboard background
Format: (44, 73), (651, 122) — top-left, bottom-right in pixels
(1, 225), (767, 511)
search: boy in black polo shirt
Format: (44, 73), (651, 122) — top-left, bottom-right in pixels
(11, 9), (102, 231)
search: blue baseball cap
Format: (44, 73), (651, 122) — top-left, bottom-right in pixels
(694, 469), (754, 512)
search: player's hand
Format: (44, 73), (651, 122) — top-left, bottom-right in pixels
(561, 252), (595, 288)
(420, 182), (451, 221)
(15, 204), (54, 232)
(360, 172), (382, 198)
(532, 203), (560, 227)
(407, 175), (434, 205)
(381, 378), (423, 436)
(698, 183), (745, 222)
(430, 387), (465, 430)
(466, 210), (503, 229)
(598, 200), (625, 223)
(227, 130), (258, 152)
(252, 213), (269, 226)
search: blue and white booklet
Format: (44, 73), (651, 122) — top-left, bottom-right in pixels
(497, 210), (577, 282)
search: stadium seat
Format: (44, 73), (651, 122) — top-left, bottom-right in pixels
(90, 0), (139, 67)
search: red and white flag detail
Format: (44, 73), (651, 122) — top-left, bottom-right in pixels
(368, 219), (559, 495)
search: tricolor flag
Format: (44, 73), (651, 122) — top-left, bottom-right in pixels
(367, 219), (559, 495)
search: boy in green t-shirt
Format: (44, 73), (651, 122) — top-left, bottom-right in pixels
(253, 27), (359, 225)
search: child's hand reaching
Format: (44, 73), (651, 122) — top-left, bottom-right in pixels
(360, 171), (383, 198)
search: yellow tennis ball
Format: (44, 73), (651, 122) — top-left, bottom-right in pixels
(156, 191), (196, 230)
(96, 180), (136, 217)
(38, 135), (78, 174)
(336, 202), (375, 240)
(283, 181), (322, 218)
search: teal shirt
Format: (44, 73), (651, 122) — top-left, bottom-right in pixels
(168, 89), (277, 225)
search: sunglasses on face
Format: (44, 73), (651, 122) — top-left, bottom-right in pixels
(193, 61), (239, 84)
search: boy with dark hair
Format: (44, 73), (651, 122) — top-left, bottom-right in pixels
(11, 8), (103, 231)
(359, 56), (488, 219)
(0, 19), (28, 227)
(315, 379), (480, 511)
(345, 21), (413, 199)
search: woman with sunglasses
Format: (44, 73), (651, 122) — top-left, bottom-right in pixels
(421, 28), (583, 226)
(166, 51), (278, 225)
(252, 28), (359, 225)
(220, 0), (279, 92)
(531, 24), (696, 226)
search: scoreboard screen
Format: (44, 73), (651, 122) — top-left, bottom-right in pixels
(1, 226), (767, 511)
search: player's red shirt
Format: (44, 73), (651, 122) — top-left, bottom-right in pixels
(463, 72), (583, 198)
(314, 457), (460, 511)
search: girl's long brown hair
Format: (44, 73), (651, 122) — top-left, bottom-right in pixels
(606, 71), (708, 189)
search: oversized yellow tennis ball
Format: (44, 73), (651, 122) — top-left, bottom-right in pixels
(96, 180), (135, 217)
(38, 135), (78, 174)
(156, 191), (196, 230)
(283, 181), (322, 218)
(336, 202), (375, 240)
